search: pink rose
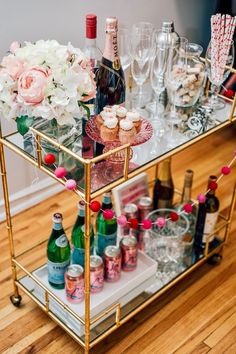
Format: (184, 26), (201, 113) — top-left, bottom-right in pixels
(18, 67), (48, 104)
(10, 41), (20, 54)
(1, 55), (24, 80)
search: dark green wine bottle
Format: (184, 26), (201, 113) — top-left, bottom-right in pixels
(71, 201), (94, 266)
(47, 213), (70, 289)
(153, 159), (174, 210)
(96, 191), (117, 256)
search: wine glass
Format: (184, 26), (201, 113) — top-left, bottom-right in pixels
(165, 37), (188, 148)
(205, 40), (235, 110)
(130, 32), (153, 109)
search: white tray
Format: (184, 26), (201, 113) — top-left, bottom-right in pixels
(20, 251), (157, 337)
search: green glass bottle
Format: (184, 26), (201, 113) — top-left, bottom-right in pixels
(71, 201), (94, 266)
(47, 213), (71, 289)
(96, 191), (117, 256)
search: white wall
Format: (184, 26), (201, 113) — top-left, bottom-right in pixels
(0, 0), (216, 218)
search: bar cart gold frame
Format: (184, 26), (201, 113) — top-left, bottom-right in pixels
(1, 71), (236, 353)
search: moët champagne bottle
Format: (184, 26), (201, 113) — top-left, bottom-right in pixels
(153, 158), (174, 210)
(71, 201), (94, 266)
(47, 213), (71, 289)
(96, 191), (117, 256)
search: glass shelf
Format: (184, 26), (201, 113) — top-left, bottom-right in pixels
(4, 98), (235, 198)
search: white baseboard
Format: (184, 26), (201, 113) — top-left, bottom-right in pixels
(0, 178), (64, 222)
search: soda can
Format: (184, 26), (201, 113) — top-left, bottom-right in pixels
(90, 255), (104, 293)
(65, 265), (84, 303)
(104, 245), (121, 282)
(122, 203), (138, 237)
(120, 236), (138, 272)
(138, 197), (152, 251)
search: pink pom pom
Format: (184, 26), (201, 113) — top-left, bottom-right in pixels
(197, 194), (206, 203)
(54, 167), (67, 179)
(221, 166), (231, 175)
(117, 215), (127, 227)
(103, 209), (114, 220)
(65, 179), (76, 190)
(183, 203), (193, 214)
(142, 219), (152, 230)
(156, 217), (166, 228)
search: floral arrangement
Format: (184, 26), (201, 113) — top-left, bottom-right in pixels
(0, 40), (96, 132)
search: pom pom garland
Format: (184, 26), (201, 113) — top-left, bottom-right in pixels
(129, 218), (139, 229)
(142, 219), (152, 230)
(156, 217), (166, 228)
(103, 209), (114, 220)
(221, 166), (231, 175)
(44, 153), (56, 165)
(197, 194), (206, 203)
(54, 167), (67, 179)
(65, 179), (76, 190)
(170, 212), (179, 222)
(183, 203), (193, 214)
(117, 215), (127, 227)
(89, 200), (101, 212)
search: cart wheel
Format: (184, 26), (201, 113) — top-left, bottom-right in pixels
(10, 294), (22, 307)
(207, 253), (223, 265)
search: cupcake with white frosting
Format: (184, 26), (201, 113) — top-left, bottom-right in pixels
(95, 107), (115, 130)
(119, 119), (136, 144)
(126, 110), (142, 133)
(100, 117), (119, 142)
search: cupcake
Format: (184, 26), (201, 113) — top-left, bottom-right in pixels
(95, 110), (115, 130)
(116, 106), (127, 122)
(119, 119), (136, 144)
(126, 110), (142, 133)
(100, 117), (119, 142)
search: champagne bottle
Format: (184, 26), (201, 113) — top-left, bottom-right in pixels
(47, 213), (71, 289)
(175, 169), (197, 236)
(83, 14), (101, 116)
(71, 201), (94, 266)
(203, 175), (220, 245)
(95, 17), (126, 114)
(96, 191), (117, 256)
(153, 159), (174, 209)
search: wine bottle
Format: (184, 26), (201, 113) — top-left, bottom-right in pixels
(193, 199), (206, 258)
(47, 213), (71, 289)
(203, 175), (220, 245)
(175, 169), (197, 236)
(95, 17), (126, 114)
(153, 159), (174, 210)
(96, 191), (117, 256)
(83, 14), (101, 116)
(71, 201), (94, 267)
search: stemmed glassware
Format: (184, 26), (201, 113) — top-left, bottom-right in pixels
(130, 32), (153, 109)
(118, 27), (132, 72)
(205, 40), (235, 110)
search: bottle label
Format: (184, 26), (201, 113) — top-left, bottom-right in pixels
(91, 268), (104, 293)
(48, 259), (70, 285)
(71, 246), (93, 267)
(55, 234), (68, 248)
(97, 231), (117, 256)
(203, 211), (219, 243)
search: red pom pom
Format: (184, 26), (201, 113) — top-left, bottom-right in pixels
(90, 200), (101, 212)
(183, 203), (193, 214)
(142, 219), (152, 230)
(221, 166), (231, 175)
(129, 218), (139, 229)
(224, 89), (234, 99)
(103, 209), (114, 220)
(44, 153), (55, 165)
(209, 181), (218, 191)
(170, 212), (179, 222)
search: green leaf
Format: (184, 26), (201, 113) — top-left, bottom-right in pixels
(79, 102), (91, 119)
(16, 116), (34, 136)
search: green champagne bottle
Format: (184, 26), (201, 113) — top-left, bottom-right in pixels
(71, 201), (94, 266)
(96, 192), (117, 256)
(47, 213), (71, 289)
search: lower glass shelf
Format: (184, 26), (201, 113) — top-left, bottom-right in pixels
(17, 238), (224, 344)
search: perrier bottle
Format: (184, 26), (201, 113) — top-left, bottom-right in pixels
(47, 213), (71, 289)
(71, 201), (94, 267)
(96, 191), (117, 256)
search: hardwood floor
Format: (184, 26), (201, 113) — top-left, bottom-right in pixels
(1, 123), (236, 354)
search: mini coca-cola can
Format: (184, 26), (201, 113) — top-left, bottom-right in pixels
(120, 236), (138, 272)
(90, 255), (104, 293)
(65, 265), (84, 303)
(138, 197), (152, 251)
(122, 203), (138, 237)
(104, 245), (121, 282)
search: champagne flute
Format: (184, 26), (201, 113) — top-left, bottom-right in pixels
(205, 40), (235, 110)
(118, 27), (132, 71)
